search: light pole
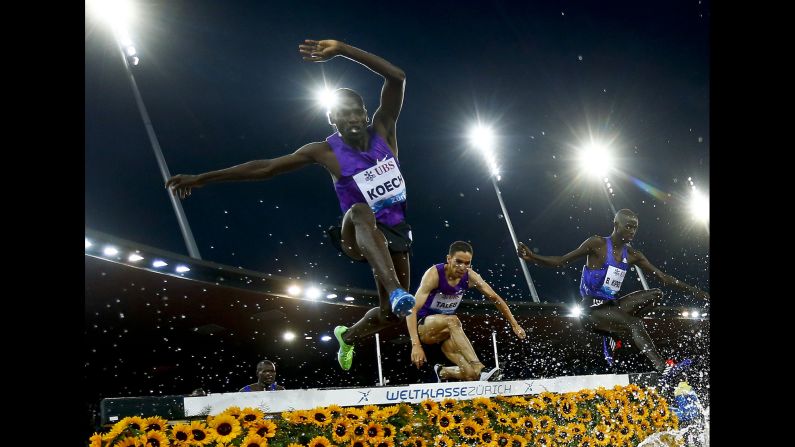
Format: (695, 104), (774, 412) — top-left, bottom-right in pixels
(469, 126), (540, 302)
(90, 0), (201, 259)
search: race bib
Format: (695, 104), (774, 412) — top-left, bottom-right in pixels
(429, 293), (463, 314)
(601, 265), (627, 296)
(353, 157), (407, 213)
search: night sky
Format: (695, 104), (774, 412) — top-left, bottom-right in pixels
(85, 0), (710, 306)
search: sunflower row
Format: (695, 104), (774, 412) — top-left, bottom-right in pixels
(89, 384), (678, 447)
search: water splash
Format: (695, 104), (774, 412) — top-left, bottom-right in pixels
(637, 405), (709, 446)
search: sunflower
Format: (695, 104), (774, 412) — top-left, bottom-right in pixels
(655, 403), (671, 420)
(609, 432), (626, 447)
(439, 398), (457, 411)
(327, 404), (344, 419)
(240, 408), (265, 426)
(536, 416), (554, 433)
(251, 419), (278, 438)
(581, 409), (593, 423)
(311, 407), (334, 426)
(103, 422), (129, 443)
(595, 388), (613, 401)
(287, 444), (305, 447)
(398, 403), (415, 418)
(142, 416), (169, 432)
(115, 437), (143, 447)
(298, 410), (314, 424)
(399, 424), (414, 437)
(509, 434), (527, 447)
(595, 403), (612, 421)
(331, 418), (352, 443)
(307, 435), (333, 447)
(630, 386), (647, 402)
(381, 423), (397, 438)
(365, 421), (385, 440)
(567, 422), (587, 437)
(495, 432), (512, 446)
(644, 392), (661, 409)
(428, 413), (438, 425)
(479, 428), (497, 445)
(107, 416), (143, 439)
(591, 424), (611, 447)
(519, 415), (537, 433)
(507, 411), (522, 428)
(538, 391), (558, 407)
(373, 438), (396, 447)
(402, 436), (427, 447)
(284, 410), (312, 424)
(170, 423), (192, 445)
(433, 434), (455, 447)
(555, 425), (573, 444)
(535, 433), (553, 447)
(208, 413), (242, 443)
(351, 422), (368, 438)
(361, 405), (380, 419)
(471, 397), (492, 410)
(527, 397), (546, 412)
(459, 420), (481, 440)
(577, 435), (597, 447)
(436, 411), (457, 432)
(449, 409), (465, 425)
(220, 406), (243, 419)
(344, 408), (367, 422)
(495, 412), (511, 427)
(240, 433), (270, 447)
(370, 408), (388, 421)
(558, 397), (578, 420)
(627, 404), (643, 421)
(420, 399), (439, 414)
(623, 383), (640, 393)
(506, 396), (528, 407)
(616, 422), (634, 441)
(471, 411), (491, 429)
(609, 410), (628, 428)
(141, 430), (169, 447)
(577, 388), (596, 401)
(608, 393), (630, 410)
(627, 409), (642, 428)
(637, 419), (652, 437)
(349, 439), (368, 447)
(189, 420), (215, 446)
(89, 432), (103, 447)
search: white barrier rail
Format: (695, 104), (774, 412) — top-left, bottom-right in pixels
(184, 373), (631, 416)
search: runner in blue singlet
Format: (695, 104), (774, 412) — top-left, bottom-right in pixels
(517, 209), (709, 385)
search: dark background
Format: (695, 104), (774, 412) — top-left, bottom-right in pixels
(85, 0), (711, 441)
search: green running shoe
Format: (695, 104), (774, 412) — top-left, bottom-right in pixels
(334, 325), (354, 370)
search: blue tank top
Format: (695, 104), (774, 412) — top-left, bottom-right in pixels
(241, 383), (278, 392)
(579, 237), (629, 300)
(326, 127), (407, 227)
(417, 263), (469, 318)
